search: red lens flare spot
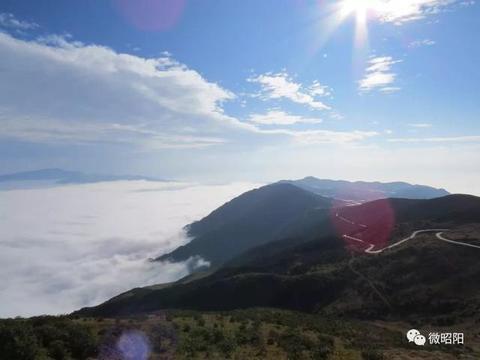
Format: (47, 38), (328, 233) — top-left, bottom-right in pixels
(114, 0), (186, 31)
(330, 198), (395, 253)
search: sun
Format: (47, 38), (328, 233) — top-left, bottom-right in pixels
(314, 0), (397, 52)
(339, 0), (381, 22)
(335, 0), (384, 47)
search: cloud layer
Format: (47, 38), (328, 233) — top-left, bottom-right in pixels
(0, 181), (259, 317)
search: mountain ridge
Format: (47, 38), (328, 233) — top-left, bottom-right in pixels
(156, 182), (338, 267)
(156, 178), (451, 267)
(77, 193), (480, 319)
(0, 168), (166, 185)
(280, 176), (450, 201)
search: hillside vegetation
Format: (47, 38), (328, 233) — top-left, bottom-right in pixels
(3, 309), (477, 359)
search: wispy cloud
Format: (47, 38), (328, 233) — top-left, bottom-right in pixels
(389, 135), (480, 143)
(308, 80), (332, 97)
(249, 110), (322, 126)
(0, 117), (228, 149)
(409, 39), (436, 48)
(329, 112), (344, 121)
(258, 128), (378, 145)
(0, 12), (38, 31)
(408, 123), (433, 128)
(248, 72), (331, 110)
(376, 0), (472, 25)
(359, 56), (401, 93)
(291, 130), (378, 145)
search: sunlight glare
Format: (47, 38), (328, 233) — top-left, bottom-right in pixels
(339, 0), (381, 19)
(337, 0), (383, 47)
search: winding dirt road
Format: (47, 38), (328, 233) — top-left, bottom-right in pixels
(343, 229), (449, 254)
(436, 232), (480, 249)
(336, 210), (480, 254)
(338, 209), (480, 307)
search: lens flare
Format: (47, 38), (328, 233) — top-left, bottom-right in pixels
(116, 330), (151, 360)
(113, 0), (186, 31)
(331, 198), (395, 253)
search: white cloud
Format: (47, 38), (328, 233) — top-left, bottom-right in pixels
(259, 128), (378, 145)
(0, 13), (38, 31)
(0, 26), (384, 158)
(308, 80), (332, 97)
(0, 31), (373, 151)
(0, 32), (246, 149)
(408, 123), (433, 128)
(248, 72), (331, 110)
(375, 0), (467, 25)
(389, 135), (480, 142)
(292, 130), (378, 144)
(0, 180), (259, 317)
(379, 86), (402, 93)
(330, 112), (344, 120)
(0, 117), (229, 149)
(359, 56), (401, 93)
(249, 110), (323, 126)
(409, 39), (436, 48)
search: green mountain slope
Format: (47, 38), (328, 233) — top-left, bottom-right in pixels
(156, 183), (338, 267)
(77, 195), (480, 321)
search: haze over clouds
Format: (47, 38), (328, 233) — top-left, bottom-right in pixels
(0, 181), (259, 317)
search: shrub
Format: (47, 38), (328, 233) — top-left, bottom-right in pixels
(0, 321), (40, 360)
(48, 340), (70, 360)
(361, 349), (385, 360)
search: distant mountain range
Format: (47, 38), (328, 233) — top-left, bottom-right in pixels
(281, 177), (449, 201)
(157, 178), (450, 267)
(77, 193), (480, 319)
(0, 168), (165, 187)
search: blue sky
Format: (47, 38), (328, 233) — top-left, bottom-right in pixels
(0, 0), (479, 193)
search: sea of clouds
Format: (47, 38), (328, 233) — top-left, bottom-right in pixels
(0, 180), (259, 318)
